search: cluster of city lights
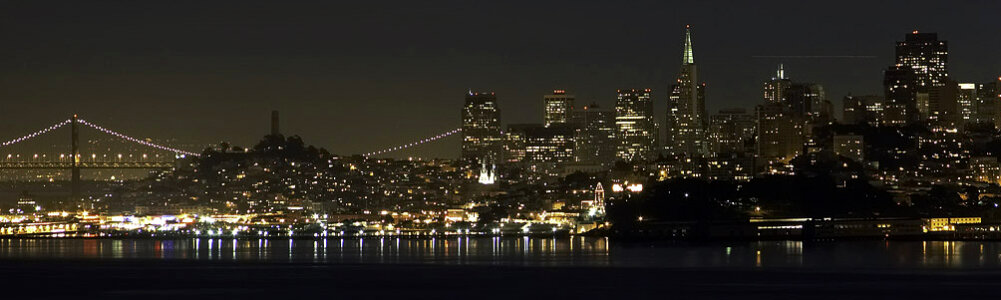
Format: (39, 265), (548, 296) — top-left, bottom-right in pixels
(0, 119), (72, 148)
(363, 128), (461, 157)
(77, 119), (201, 157)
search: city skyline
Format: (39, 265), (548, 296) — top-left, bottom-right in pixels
(5, 2), (1001, 297)
(1, 1), (999, 159)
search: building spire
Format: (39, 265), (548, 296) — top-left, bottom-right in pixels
(682, 25), (694, 65)
(777, 63), (785, 79)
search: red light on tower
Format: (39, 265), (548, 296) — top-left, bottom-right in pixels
(912, 30), (919, 34)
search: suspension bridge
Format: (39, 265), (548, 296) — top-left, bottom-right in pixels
(0, 115), (200, 199)
(1, 114), (462, 198)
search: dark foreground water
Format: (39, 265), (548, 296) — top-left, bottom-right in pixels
(4, 238), (1001, 299)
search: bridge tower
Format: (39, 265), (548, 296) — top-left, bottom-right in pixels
(71, 114), (80, 200)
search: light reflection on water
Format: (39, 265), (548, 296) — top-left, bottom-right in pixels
(3, 238), (1001, 268)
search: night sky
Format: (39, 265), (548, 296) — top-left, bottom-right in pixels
(1, 0), (999, 158)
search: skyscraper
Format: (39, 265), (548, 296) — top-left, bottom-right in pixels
(615, 88), (657, 161)
(544, 90), (575, 127)
(708, 108), (756, 156)
(785, 83), (831, 124)
(756, 103), (804, 173)
(572, 103), (618, 166)
(765, 65), (831, 124)
(883, 31), (949, 124)
(763, 64), (791, 104)
(926, 79), (960, 125)
(707, 108), (756, 181)
(975, 78), (1001, 128)
(958, 83), (977, 124)
(665, 25), (708, 158)
(504, 123), (575, 164)
(461, 91), (503, 163)
(883, 65), (917, 126)
(895, 31), (949, 90)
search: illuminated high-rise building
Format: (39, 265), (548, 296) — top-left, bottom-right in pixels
(975, 78), (1001, 128)
(883, 66), (917, 126)
(707, 108), (756, 181)
(756, 103), (804, 173)
(785, 83), (831, 124)
(461, 91), (503, 163)
(958, 83), (977, 124)
(765, 65), (831, 124)
(927, 79), (959, 125)
(883, 31), (949, 123)
(572, 103), (618, 166)
(666, 25), (708, 157)
(544, 90), (575, 127)
(615, 88), (657, 161)
(763, 64), (791, 104)
(895, 31), (949, 90)
(708, 108), (756, 156)
(505, 124), (575, 164)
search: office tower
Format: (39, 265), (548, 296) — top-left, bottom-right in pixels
(615, 88), (657, 161)
(763, 64), (791, 104)
(957, 83), (977, 125)
(975, 78), (1001, 128)
(665, 25), (708, 157)
(842, 95), (885, 126)
(883, 66), (917, 125)
(833, 135), (865, 162)
(708, 108), (756, 156)
(504, 124), (574, 164)
(504, 124), (528, 163)
(895, 31), (949, 90)
(927, 79), (959, 125)
(766, 65), (831, 124)
(461, 91), (503, 163)
(882, 31), (949, 123)
(706, 108), (756, 181)
(544, 90), (575, 127)
(786, 83), (831, 123)
(572, 103), (618, 166)
(756, 103), (804, 172)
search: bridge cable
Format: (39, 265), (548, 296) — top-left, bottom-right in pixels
(76, 119), (201, 157)
(0, 119), (72, 148)
(363, 128), (461, 157)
